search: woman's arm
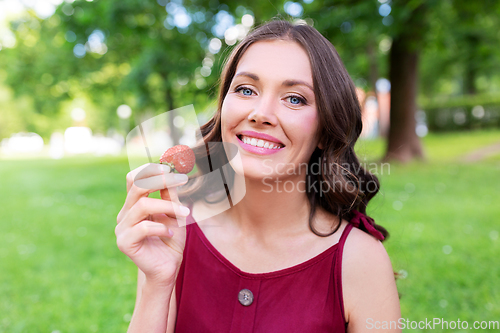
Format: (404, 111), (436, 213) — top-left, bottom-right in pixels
(128, 268), (178, 333)
(115, 164), (188, 333)
(342, 228), (401, 333)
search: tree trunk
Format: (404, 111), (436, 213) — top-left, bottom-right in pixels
(383, 36), (425, 163)
(166, 87), (180, 146)
(464, 63), (477, 95)
(464, 35), (479, 95)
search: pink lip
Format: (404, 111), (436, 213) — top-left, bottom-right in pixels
(238, 130), (285, 146)
(236, 135), (284, 155)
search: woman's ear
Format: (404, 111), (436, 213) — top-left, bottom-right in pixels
(317, 141), (324, 150)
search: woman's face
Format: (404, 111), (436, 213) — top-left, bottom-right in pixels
(221, 39), (320, 180)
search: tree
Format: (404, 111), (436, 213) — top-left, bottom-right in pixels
(55, 0), (219, 143)
(1, 0), (244, 140)
(305, 0), (500, 162)
(1, 0), (499, 153)
(420, 0), (500, 97)
(304, 0), (427, 162)
(383, 0), (427, 162)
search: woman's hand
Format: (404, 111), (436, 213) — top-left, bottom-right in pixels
(116, 163), (190, 287)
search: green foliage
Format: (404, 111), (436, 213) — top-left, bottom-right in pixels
(1, 0), (500, 140)
(420, 0), (500, 96)
(0, 12), (75, 139)
(0, 0), (250, 139)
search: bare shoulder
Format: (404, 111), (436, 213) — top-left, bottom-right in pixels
(342, 227), (395, 298)
(342, 227), (401, 332)
(343, 227), (391, 265)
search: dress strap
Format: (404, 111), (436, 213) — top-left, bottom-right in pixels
(334, 222), (354, 328)
(338, 223), (354, 254)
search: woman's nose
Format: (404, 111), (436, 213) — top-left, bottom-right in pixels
(247, 94), (278, 126)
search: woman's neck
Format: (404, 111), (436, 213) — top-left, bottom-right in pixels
(227, 174), (312, 241)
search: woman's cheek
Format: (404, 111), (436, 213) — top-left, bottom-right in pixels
(303, 114), (319, 134)
(221, 96), (241, 140)
(290, 108), (319, 134)
(222, 95), (252, 126)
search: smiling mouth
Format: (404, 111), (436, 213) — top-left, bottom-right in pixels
(237, 135), (285, 149)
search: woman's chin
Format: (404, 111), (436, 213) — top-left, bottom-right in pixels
(234, 159), (276, 178)
(232, 166), (272, 181)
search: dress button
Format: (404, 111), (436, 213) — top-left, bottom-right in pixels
(238, 288), (254, 306)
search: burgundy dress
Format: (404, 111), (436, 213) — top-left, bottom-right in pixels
(174, 210), (380, 332)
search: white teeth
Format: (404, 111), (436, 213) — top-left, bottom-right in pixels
(240, 135), (283, 149)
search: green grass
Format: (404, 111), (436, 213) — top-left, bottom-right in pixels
(1, 129), (499, 332)
(356, 129), (500, 330)
(0, 157), (136, 332)
(355, 127), (500, 162)
(369, 162), (500, 326)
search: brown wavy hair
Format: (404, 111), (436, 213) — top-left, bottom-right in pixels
(181, 19), (388, 240)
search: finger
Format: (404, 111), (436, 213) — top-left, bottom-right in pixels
(118, 197), (190, 230)
(158, 186), (187, 228)
(126, 163), (151, 193)
(151, 211), (188, 228)
(121, 173), (188, 218)
(160, 186), (180, 203)
(148, 213), (180, 226)
(116, 220), (174, 253)
(126, 163), (178, 192)
(118, 167), (186, 225)
(134, 173), (187, 192)
(135, 163), (171, 180)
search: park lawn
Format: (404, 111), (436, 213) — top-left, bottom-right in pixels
(355, 127), (500, 162)
(369, 162), (500, 325)
(1, 129), (499, 332)
(0, 157), (135, 332)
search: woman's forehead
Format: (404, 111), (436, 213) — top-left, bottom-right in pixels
(234, 40), (314, 87)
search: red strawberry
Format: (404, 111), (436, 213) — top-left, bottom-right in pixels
(160, 145), (195, 174)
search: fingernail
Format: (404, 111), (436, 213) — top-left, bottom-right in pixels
(168, 228), (174, 237)
(157, 163), (170, 172)
(175, 174), (188, 182)
(179, 206), (190, 216)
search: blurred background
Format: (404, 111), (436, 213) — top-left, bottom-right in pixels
(0, 0), (499, 332)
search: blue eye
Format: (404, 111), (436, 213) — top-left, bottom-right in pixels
(236, 87), (254, 96)
(242, 88), (252, 96)
(288, 95), (306, 105)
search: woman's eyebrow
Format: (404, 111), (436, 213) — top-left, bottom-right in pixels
(235, 72), (314, 92)
(235, 71), (259, 81)
(282, 79), (314, 92)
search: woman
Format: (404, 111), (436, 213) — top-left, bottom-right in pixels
(116, 20), (401, 332)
